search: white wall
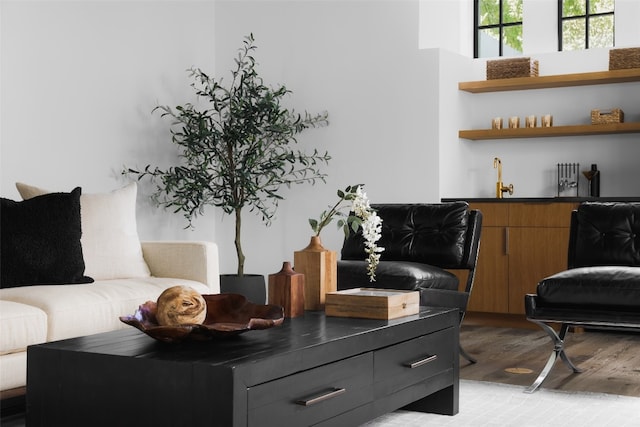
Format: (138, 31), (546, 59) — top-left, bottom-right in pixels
(524, 0), (640, 53)
(1, 0), (217, 241)
(2, 0), (640, 280)
(523, 0), (557, 54)
(1, 0), (440, 279)
(212, 0), (440, 277)
(420, 0), (640, 57)
(419, 0), (472, 54)
(433, 0), (640, 200)
(616, 0), (640, 48)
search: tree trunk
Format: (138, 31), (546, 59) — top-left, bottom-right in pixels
(235, 207), (245, 276)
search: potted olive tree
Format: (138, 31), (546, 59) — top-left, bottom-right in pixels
(126, 34), (329, 303)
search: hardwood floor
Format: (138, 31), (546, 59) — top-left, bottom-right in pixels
(459, 323), (640, 397)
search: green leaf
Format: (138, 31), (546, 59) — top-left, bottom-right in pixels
(124, 33), (329, 277)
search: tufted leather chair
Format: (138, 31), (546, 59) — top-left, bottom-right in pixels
(524, 202), (640, 392)
(337, 202), (483, 363)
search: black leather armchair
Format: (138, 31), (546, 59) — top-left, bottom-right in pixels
(337, 202), (483, 363)
(525, 202), (640, 392)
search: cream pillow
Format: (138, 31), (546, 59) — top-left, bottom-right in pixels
(16, 182), (151, 280)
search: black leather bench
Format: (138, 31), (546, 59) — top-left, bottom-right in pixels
(337, 202), (482, 363)
(524, 201), (640, 393)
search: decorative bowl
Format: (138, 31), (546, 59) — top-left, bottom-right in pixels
(119, 293), (285, 343)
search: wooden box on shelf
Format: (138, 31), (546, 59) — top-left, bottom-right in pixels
(486, 57), (539, 80)
(591, 108), (624, 124)
(325, 288), (419, 320)
(609, 47), (640, 70)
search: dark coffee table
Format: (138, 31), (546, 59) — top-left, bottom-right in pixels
(27, 308), (459, 426)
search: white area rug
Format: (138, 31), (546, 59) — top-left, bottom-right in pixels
(363, 379), (640, 427)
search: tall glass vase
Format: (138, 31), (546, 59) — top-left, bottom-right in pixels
(293, 236), (337, 311)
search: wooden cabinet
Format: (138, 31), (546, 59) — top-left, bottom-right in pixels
(466, 204), (509, 313)
(468, 202), (577, 315)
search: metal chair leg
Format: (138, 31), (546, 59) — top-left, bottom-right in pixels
(458, 310), (477, 364)
(460, 344), (477, 364)
(525, 322), (582, 393)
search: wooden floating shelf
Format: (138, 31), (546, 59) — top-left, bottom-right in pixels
(459, 122), (640, 140)
(459, 68), (640, 93)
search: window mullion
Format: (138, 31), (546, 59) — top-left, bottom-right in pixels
(499, 0), (503, 56)
(585, 0), (590, 49)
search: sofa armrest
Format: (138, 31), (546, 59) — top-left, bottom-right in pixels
(141, 241), (220, 293)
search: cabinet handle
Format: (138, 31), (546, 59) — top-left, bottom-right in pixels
(295, 387), (346, 406)
(404, 354), (437, 369)
(505, 227), (510, 255)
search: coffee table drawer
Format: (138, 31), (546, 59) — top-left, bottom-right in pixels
(247, 353), (373, 427)
(374, 328), (454, 395)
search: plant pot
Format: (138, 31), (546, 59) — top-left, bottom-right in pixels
(219, 274), (266, 305)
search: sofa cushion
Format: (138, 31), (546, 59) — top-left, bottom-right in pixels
(0, 352), (28, 391)
(537, 266), (640, 309)
(0, 278), (211, 342)
(0, 300), (47, 354)
(338, 260), (459, 292)
(1, 188), (94, 288)
(16, 182), (151, 280)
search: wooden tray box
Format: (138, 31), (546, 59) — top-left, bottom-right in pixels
(325, 288), (419, 320)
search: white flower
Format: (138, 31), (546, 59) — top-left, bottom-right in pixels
(352, 191), (384, 282)
(310, 184), (384, 282)
(352, 186), (371, 219)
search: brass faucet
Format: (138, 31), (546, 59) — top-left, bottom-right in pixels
(493, 157), (514, 199)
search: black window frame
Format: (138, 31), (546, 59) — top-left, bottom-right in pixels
(474, 0), (523, 58)
(558, 0), (615, 51)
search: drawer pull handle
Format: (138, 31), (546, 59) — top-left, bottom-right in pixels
(295, 387), (346, 406)
(404, 354), (437, 369)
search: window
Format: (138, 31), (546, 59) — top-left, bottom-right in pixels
(559, 0), (614, 51)
(474, 0), (523, 58)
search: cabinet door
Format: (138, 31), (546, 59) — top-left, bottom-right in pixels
(468, 203), (509, 314)
(507, 227), (571, 314)
(509, 203), (575, 227)
(467, 226), (509, 313)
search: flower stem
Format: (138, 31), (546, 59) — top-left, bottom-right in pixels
(315, 198), (346, 236)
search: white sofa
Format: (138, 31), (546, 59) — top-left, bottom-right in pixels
(0, 182), (220, 397)
(0, 241), (219, 396)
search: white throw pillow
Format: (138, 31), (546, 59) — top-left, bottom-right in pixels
(16, 182), (151, 280)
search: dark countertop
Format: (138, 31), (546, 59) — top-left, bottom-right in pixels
(442, 197), (640, 203)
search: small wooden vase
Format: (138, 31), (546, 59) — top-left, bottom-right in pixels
(268, 262), (304, 318)
(293, 236), (337, 311)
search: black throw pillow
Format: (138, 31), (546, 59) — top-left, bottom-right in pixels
(1, 187), (94, 288)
